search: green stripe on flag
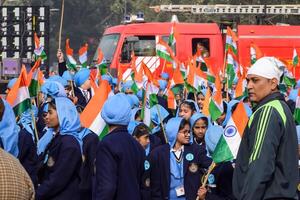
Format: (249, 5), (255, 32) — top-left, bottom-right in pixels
(156, 50), (172, 62)
(209, 100), (223, 121)
(212, 135), (234, 163)
(29, 79), (39, 97)
(13, 99), (31, 116)
(99, 125), (109, 140)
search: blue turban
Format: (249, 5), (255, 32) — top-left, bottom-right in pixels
(101, 93), (131, 126)
(7, 78), (18, 89)
(126, 94), (140, 108)
(158, 79), (168, 91)
(74, 68), (90, 87)
(0, 99), (20, 157)
(161, 72), (169, 80)
(48, 75), (68, 87)
(41, 81), (67, 98)
(122, 80), (134, 92)
(62, 70), (74, 82)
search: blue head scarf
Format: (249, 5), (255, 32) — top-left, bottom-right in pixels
(41, 81), (67, 99)
(7, 78), (18, 89)
(165, 117), (192, 147)
(101, 93), (131, 126)
(18, 106), (38, 141)
(112, 78), (118, 86)
(74, 68), (90, 87)
(37, 97), (82, 155)
(126, 94), (140, 108)
(62, 70), (74, 82)
(176, 99), (200, 117)
(0, 99), (20, 157)
(205, 125), (223, 156)
(48, 75), (68, 87)
(190, 112), (211, 130)
(296, 125), (300, 145)
(151, 104), (169, 125)
(130, 107), (141, 121)
(127, 121), (141, 135)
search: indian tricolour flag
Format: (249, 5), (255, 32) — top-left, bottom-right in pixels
(293, 48), (299, 67)
(95, 48), (107, 75)
(79, 43), (88, 68)
(142, 81), (159, 126)
(226, 48), (239, 89)
(27, 59), (41, 97)
(156, 38), (173, 62)
(80, 80), (111, 140)
(212, 101), (248, 163)
(66, 39), (77, 71)
(33, 33), (47, 61)
(168, 22), (177, 47)
(186, 60), (207, 92)
(225, 26), (238, 55)
(250, 43), (263, 64)
(294, 90), (300, 124)
(6, 66), (31, 116)
(209, 75), (223, 121)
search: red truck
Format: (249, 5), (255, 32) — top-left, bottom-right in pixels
(96, 21), (300, 78)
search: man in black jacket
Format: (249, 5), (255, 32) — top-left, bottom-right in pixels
(233, 57), (298, 200)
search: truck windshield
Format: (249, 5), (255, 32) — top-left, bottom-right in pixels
(95, 34), (120, 63)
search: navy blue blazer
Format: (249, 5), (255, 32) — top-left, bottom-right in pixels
(74, 87), (92, 109)
(94, 126), (145, 200)
(18, 128), (38, 187)
(79, 132), (99, 200)
(36, 134), (81, 200)
(150, 143), (212, 200)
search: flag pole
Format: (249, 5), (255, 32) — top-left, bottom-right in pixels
(58, 0), (65, 50)
(155, 104), (168, 144)
(196, 162), (216, 200)
(31, 109), (39, 143)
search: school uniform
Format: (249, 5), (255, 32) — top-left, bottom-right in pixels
(79, 130), (99, 200)
(36, 133), (81, 200)
(36, 97), (83, 200)
(150, 143), (212, 200)
(95, 126), (145, 200)
(18, 128), (38, 187)
(74, 86), (92, 108)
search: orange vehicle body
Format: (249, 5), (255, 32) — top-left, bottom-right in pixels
(98, 22), (300, 79)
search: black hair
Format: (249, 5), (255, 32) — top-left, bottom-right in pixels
(222, 101), (228, 114)
(180, 101), (197, 112)
(178, 118), (190, 132)
(195, 117), (208, 128)
(132, 123), (150, 138)
(47, 99), (56, 110)
(0, 98), (4, 122)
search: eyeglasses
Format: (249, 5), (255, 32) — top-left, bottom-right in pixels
(179, 129), (190, 135)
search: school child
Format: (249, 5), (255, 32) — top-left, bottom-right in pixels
(36, 97), (82, 200)
(177, 100), (199, 121)
(150, 117), (212, 200)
